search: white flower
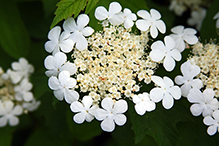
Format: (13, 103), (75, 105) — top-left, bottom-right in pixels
(149, 36), (181, 71)
(213, 12), (219, 28)
(187, 8), (206, 31)
(150, 76), (181, 109)
(95, 97), (128, 132)
(63, 14), (94, 51)
(123, 8), (137, 29)
(44, 52), (76, 77)
(136, 9), (166, 38)
(44, 26), (74, 55)
(0, 101), (23, 127)
(133, 92), (156, 115)
(95, 2), (124, 26)
(9, 58), (34, 84)
(187, 88), (218, 117)
(22, 99), (41, 112)
(48, 71), (79, 104)
(203, 110), (219, 136)
(70, 96), (97, 124)
(14, 78), (34, 102)
(175, 61), (203, 97)
(170, 25), (198, 52)
(169, 0), (186, 16)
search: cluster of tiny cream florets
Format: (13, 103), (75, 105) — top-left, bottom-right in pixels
(0, 58), (40, 127)
(73, 26), (157, 103)
(190, 42), (219, 97)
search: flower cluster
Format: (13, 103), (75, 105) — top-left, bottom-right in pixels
(0, 58), (40, 127)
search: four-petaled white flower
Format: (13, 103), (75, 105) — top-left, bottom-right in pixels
(0, 101), (23, 127)
(95, 2), (124, 26)
(187, 88), (218, 117)
(44, 52), (76, 77)
(150, 76), (181, 109)
(63, 14), (94, 51)
(44, 26), (74, 55)
(170, 25), (198, 52)
(213, 12), (219, 28)
(48, 71), (79, 104)
(70, 96), (97, 124)
(175, 60), (203, 97)
(136, 9), (166, 38)
(9, 58), (34, 84)
(203, 110), (219, 136)
(187, 8), (206, 31)
(123, 8), (137, 29)
(95, 97), (128, 132)
(133, 92), (156, 115)
(149, 36), (181, 71)
(14, 78), (34, 102)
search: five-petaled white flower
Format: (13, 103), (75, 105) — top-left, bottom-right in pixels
(44, 26), (74, 55)
(95, 2), (124, 26)
(187, 8), (206, 31)
(48, 71), (79, 104)
(175, 60), (203, 97)
(213, 12), (219, 28)
(133, 92), (156, 115)
(149, 36), (181, 71)
(170, 25), (198, 52)
(187, 88), (218, 117)
(44, 52), (76, 77)
(95, 97), (128, 132)
(70, 96), (97, 124)
(150, 76), (181, 109)
(204, 110), (219, 136)
(63, 14), (94, 51)
(9, 58), (34, 84)
(0, 101), (23, 127)
(136, 9), (166, 38)
(14, 78), (34, 102)
(123, 8), (137, 29)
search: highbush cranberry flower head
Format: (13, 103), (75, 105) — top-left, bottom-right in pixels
(95, 2), (124, 26)
(136, 8), (166, 38)
(149, 36), (181, 71)
(187, 88), (218, 117)
(63, 14), (94, 51)
(175, 60), (203, 97)
(44, 52), (76, 77)
(94, 98), (128, 132)
(150, 76), (181, 109)
(203, 110), (219, 136)
(44, 26), (74, 55)
(48, 70), (79, 104)
(169, 25), (198, 52)
(213, 12), (219, 28)
(132, 92), (156, 115)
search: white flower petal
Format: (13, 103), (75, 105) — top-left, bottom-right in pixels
(82, 96), (92, 109)
(204, 116), (215, 125)
(53, 89), (64, 101)
(137, 10), (150, 19)
(135, 103), (146, 115)
(187, 88), (203, 103)
(9, 116), (19, 126)
(181, 83), (192, 97)
(150, 24), (158, 38)
(77, 14), (89, 28)
(207, 125), (217, 136)
(190, 103), (203, 116)
(213, 12), (219, 19)
(190, 79), (203, 89)
(150, 87), (164, 102)
(169, 49), (181, 61)
(163, 76), (174, 87)
(162, 92), (174, 109)
(101, 116), (115, 132)
(163, 55), (175, 71)
(95, 6), (108, 20)
(48, 76), (61, 90)
(213, 110), (219, 121)
(124, 19), (134, 29)
(59, 39), (74, 53)
(174, 75), (185, 85)
(95, 108), (109, 120)
(101, 98), (113, 112)
(113, 99), (128, 114)
(216, 19), (219, 28)
(71, 101), (83, 113)
(145, 101), (156, 111)
(45, 41), (57, 53)
(151, 76), (164, 87)
(171, 25), (184, 34)
(109, 13), (124, 25)
(164, 36), (175, 50)
(0, 117), (7, 127)
(150, 9), (161, 20)
(73, 112), (86, 124)
(149, 49), (165, 62)
(155, 20), (166, 33)
(75, 34), (88, 51)
(114, 114), (126, 126)
(109, 2), (122, 15)
(136, 19), (150, 31)
(58, 71), (70, 86)
(64, 90), (79, 104)
(82, 27), (94, 37)
(48, 26), (61, 41)
(183, 35), (198, 45)
(168, 86), (181, 100)
(203, 89), (215, 102)
(63, 17), (77, 32)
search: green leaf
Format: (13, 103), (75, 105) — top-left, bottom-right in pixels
(85, 0), (99, 14)
(0, 0), (30, 59)
(0, 127), (16, 146)
(129, 99), (194, 145)
(50, 0), (87, 29)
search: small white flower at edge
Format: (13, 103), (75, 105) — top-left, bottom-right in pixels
(45, 26), (74, 55)
(150, 75), (181, 109)
(149, 36), (181, 71)
(213, 12), (219, 28)
(204, 110), (219, 136)
(187, 8), (206, 31)
(95, 2), (124, 26)
(44, 52), (76, 77)
(136, 9), (166, 38)
(133, 92), (156, 115)
(63, 14), (94, 51)
(123, 8), (137, 29)
(187, 88), (218, 117)
(175, 60), (203, 97)
(170, 25), (198, 52)
(70, 96), (97, 124)
(48, 71), (79, 104)
(0, 101), (23, 127)
(95, 97), (128, 132)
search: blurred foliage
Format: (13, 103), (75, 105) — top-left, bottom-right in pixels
(0, 0), (219, 146)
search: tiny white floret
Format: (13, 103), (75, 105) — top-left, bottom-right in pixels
(203, 110), (219, 136)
